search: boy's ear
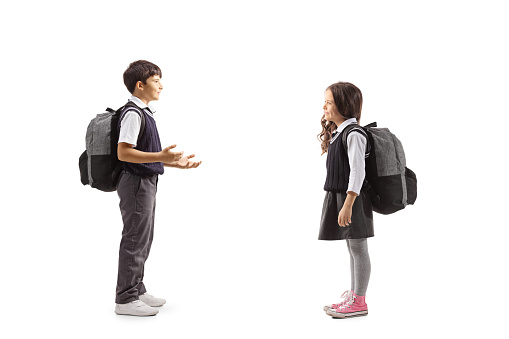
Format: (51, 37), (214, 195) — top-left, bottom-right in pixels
(136, 81), (144, 90)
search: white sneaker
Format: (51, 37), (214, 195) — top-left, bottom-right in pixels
(139, 293), (166, 307)
(115, 300), (159, 316)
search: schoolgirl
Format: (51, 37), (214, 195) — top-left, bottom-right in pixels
(318, 82), (373, 319)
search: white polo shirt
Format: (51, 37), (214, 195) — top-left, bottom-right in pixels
(118, 95), (156, 148)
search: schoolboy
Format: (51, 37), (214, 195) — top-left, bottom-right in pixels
(114, 60), (201, 316)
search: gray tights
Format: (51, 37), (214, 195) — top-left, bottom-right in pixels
(346, 238), (371, 296)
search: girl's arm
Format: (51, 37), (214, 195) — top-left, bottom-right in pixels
(346, 133), (367, 195)
(338, 132), (367, 227)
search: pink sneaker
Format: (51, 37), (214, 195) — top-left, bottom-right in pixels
(326, 293), (368, 318)
(323, 290), (354, 312)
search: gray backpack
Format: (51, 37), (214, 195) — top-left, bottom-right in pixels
(79, 102), (145, 192)
(342, 122), (417, 214)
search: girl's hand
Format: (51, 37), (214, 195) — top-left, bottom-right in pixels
(338, 205), (353, 227)
(338, 192), (357, 227)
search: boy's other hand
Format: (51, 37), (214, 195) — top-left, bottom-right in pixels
(165, 154), (202, 169)
(160, 144), (184, 163)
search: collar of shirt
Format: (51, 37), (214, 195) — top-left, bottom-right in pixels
(128, 95), (156, 116)
(330, 118), (358, 143)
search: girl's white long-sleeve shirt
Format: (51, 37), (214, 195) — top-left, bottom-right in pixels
(330, 118), (367, 195)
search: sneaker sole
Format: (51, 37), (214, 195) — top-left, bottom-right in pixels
(114, 310), (159, 316)
(142, 303), (166, 307)
(328, 310), (368, 319)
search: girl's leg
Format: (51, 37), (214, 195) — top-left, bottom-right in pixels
(346, 238), (371, 296)
(346, 240), (355, 292)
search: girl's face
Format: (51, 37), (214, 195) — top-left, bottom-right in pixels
(323, 89), (344, 125)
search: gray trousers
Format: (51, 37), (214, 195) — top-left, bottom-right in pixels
(346, 238), (371, 296)
(115, 171), (158, 304)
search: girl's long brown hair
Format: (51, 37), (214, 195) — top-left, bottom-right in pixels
(317, 82), (363, 155)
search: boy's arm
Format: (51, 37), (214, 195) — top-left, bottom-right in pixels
(118, 143), (183, 163)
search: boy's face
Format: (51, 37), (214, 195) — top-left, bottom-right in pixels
(136, 75), (163, 102)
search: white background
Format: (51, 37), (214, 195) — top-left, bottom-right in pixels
(1, 0), (508, 338)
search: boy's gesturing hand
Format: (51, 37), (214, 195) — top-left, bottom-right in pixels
(159, 144), (184, 163)
(167, 154), (202, 169)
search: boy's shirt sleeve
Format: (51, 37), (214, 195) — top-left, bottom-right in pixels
(346, 132), (367, 195)
(118, 111), (141, 147)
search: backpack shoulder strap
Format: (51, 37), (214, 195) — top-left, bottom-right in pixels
(341, 124), (370, 157)
(118, 101), (147, 143)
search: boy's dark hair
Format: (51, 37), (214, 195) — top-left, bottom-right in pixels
(123, 60), (162, 94)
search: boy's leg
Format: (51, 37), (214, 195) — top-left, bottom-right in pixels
(137, 188), (156, 296)
(115, 172), (157, 304)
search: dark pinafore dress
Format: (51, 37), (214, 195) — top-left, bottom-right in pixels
(318, 127), (374, 240)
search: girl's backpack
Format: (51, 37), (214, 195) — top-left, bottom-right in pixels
(342, 122), (417, 214)
(79, 102), (146, 192)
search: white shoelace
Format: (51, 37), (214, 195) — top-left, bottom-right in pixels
(337, 295), (356, 311)
(330, 290), (354, 308)
(341, 290), (353, 302)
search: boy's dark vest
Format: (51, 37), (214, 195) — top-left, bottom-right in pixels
(324, 130), (355, 192)
(118, 104), (164, 177)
